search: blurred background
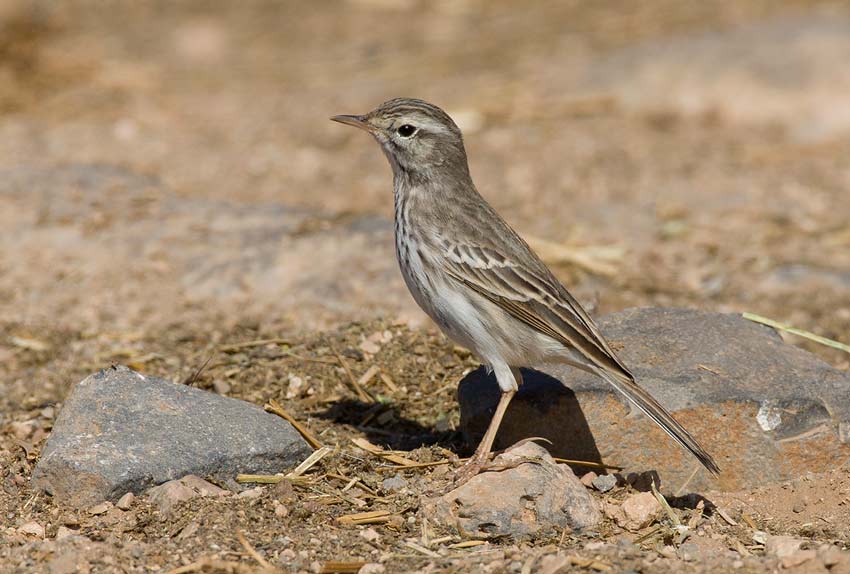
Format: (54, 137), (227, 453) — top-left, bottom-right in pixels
(2, 2), (850, 569)
(1, 0), (848, 362)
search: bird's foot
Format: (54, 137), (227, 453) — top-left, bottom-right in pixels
(443, 453), (543, 494)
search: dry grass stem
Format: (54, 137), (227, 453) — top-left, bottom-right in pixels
(264, 399), (324, 449)
(319, 562), (368, 574)
(688, 500), (705, 529)
(379, 372), (399, 392)
(448, 540), (488, 549)
(237, 531), (281, 573)
(286, 446), (333, 478)
(219, 338), (290, 352)
(332, 347), (375, 403)
(743, 312), (850, 354)
(651, 481), (680, 526)
(337, 510), (393, 526)
(234, 474), (286, 484)
(716, 506), (739, 526)
(403, 540), (441, 557)
(350, 437), (419, 466)
(357, 365), (381, 387)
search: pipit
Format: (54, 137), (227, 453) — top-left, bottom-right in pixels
(332, 98), (720, 483)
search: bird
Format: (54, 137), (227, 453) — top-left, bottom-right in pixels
(331, 98), (720, 484)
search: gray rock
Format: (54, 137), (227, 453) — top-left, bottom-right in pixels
(420, 442), (600, 539)
(591, 474), (617, 493)
(459, 308), (850, 492)
(33, 366), (311, 506)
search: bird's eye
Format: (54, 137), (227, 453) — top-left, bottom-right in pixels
(396, 124), (417, 137)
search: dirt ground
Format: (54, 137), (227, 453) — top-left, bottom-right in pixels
(2, 1), (850, 573)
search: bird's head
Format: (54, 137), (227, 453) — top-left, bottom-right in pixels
(332, 98), (469, 181)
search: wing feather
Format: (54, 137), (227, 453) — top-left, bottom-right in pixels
(441, 242), (720, 475)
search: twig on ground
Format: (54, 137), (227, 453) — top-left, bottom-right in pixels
(357, 365), (381, 387)
(264, 399), (323, 449)
(181, 353), (214, 386)
(331, 347), (375, 403)
(319, 562), (367, 574)
(286, 446), (333, 478)
(350, 437), (418, 466)
(379, 372), (399, 392)
(337, 510), (393, 526)
(715, 506), (738, 526)
(403, 540), (441, 558)
(237, 531), (280, 573)
(651, 481), (680, 527)
(219, 338), (290, 352)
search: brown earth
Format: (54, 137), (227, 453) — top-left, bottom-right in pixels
(2, 1), (850, 572)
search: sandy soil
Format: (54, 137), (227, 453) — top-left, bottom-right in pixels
(2, 1), (850, 572)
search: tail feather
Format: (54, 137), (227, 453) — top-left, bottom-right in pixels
(597, 368), (720, 476)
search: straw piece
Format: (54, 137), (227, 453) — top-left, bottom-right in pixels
(286, 446), (333, 478)
(448, 540), (487, 549)
(743, 312), (850, 354)
(219, 338), (289, 352)
(319, 562), (367, 574)
(337, 510), (392, 526)
(264, 399), (323, 449)
(332, 348), (374, 403)
(357, 365), (381, 387)
(350, 437), (418, 466)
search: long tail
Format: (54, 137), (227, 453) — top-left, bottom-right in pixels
(596, 368), (720, 476)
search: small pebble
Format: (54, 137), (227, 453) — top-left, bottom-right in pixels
(580, 471), (598, 487)
(273, 501), (289, 518)
(88, 501), (113, 515)
(238, 487), (264, 499)
(591, 474), (617, 493)
(116, 492), (135, 510)
(359, 527), (380, 543)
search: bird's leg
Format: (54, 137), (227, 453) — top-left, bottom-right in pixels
(451, 367), (522, 487)
(452, 389), (515, 486)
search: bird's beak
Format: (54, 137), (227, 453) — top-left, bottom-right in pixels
(330, 114), (371, 131)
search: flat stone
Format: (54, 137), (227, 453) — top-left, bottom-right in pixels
(115, 492), (135, 511)
(420, 442), (600, 540)
(33, 366), (311, 507)
(459, 308), (850, 492)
